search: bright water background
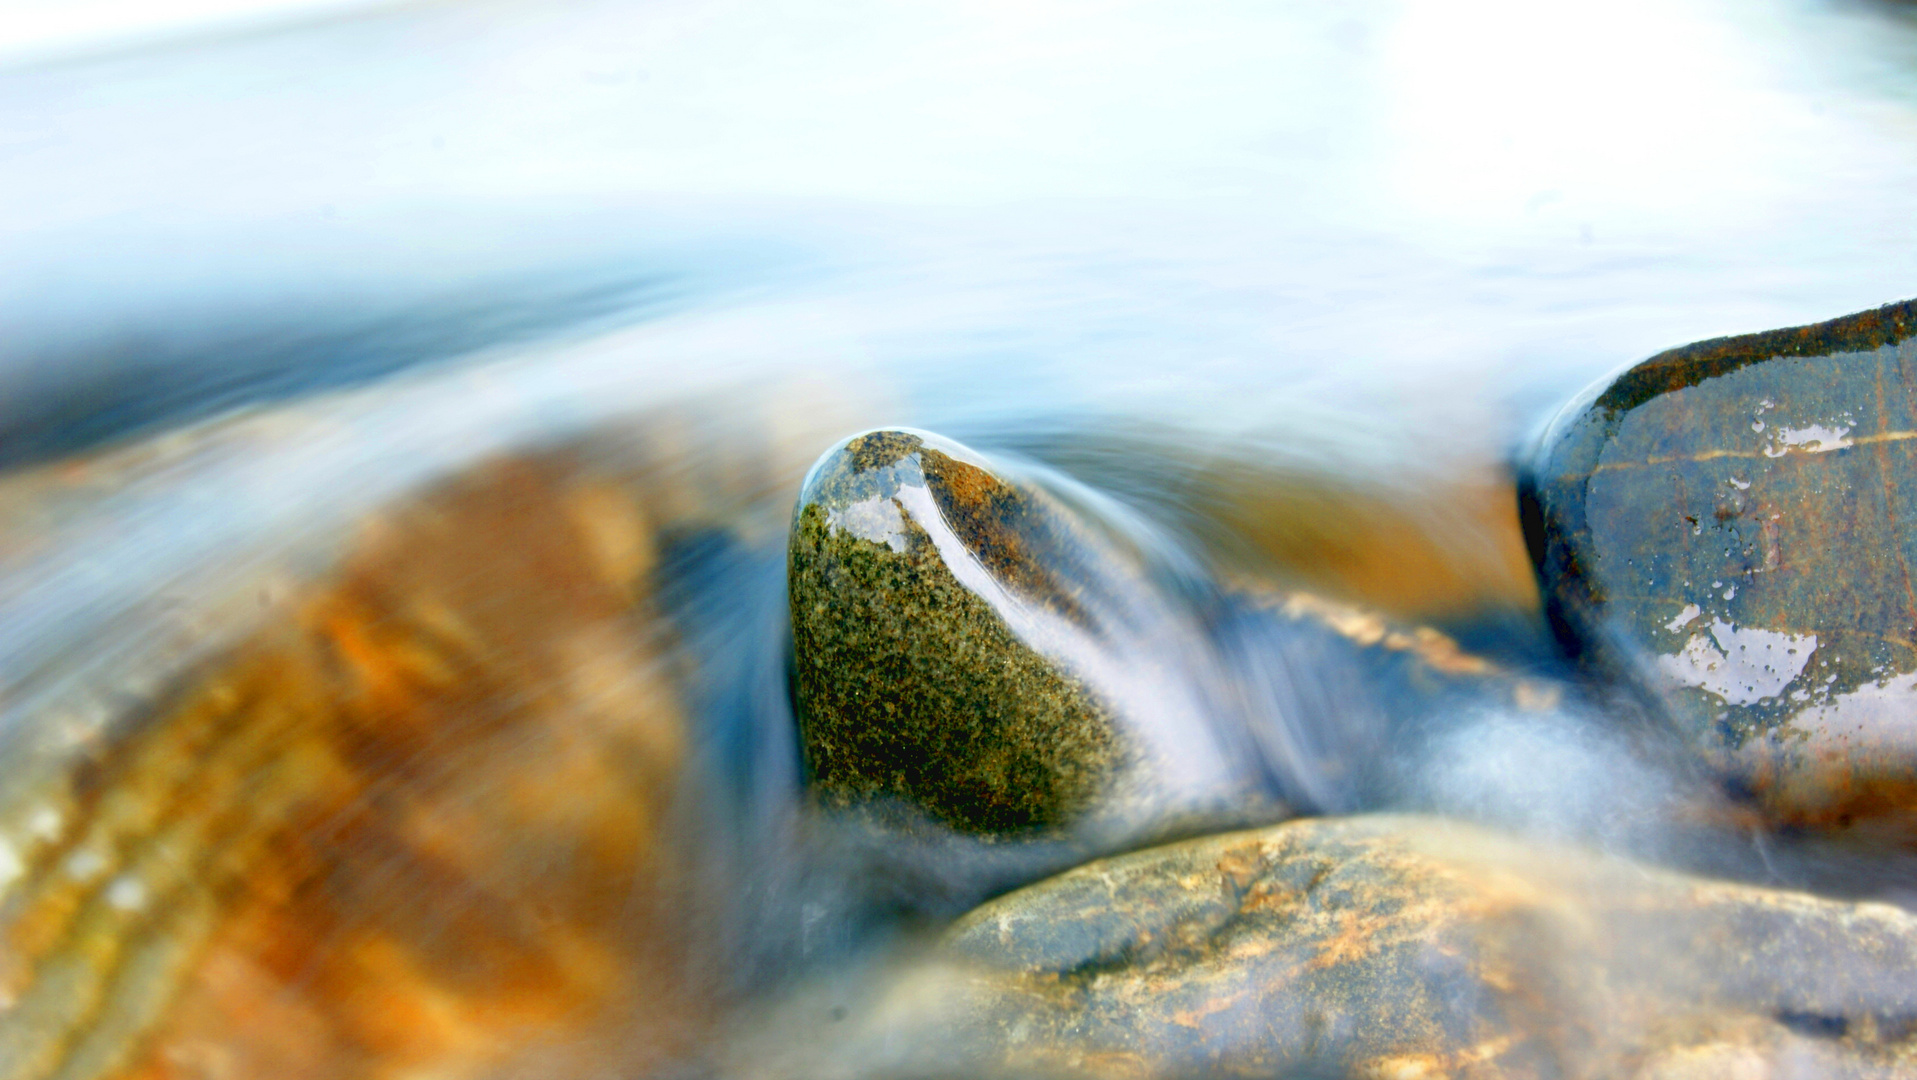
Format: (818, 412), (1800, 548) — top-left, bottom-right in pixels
(3, 0), (1917, 469)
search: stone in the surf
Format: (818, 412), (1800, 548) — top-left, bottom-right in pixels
(788, 429), (1127, 836)
(1524, 298), (1917, 836)
(789, 429), (1246, 838)
(747, 816), (1917, 1078)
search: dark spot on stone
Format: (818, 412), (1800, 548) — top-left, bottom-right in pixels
(1775, 1010), (1848, 1039)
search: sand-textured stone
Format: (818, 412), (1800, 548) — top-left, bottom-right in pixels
(748, 815), (1917, 1079)
(1524, 298), (1917, 836)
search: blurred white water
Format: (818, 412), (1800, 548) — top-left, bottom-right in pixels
(0, 0), (1914, 456)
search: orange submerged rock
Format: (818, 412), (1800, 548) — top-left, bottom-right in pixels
(2, 454), (703, 1080)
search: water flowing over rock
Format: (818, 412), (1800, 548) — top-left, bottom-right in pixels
(738, 816), (1917, 1080)
(1523, 298), (1917, 837)
(787, 429), (1261, 840)
(789, 427), (1582, 843)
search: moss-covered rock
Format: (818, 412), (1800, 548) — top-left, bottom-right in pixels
(787, 429), (1141, 837)
(1522, 298), (1917, 837)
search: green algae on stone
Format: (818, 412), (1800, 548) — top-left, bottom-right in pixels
(788, 429), (1129, 836)
(1522, 297), (1917, 835)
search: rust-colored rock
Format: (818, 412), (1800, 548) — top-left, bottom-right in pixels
(1523, 298), (1917, 837)
(0, 455), (702, 1080)
(743, 816), (1917, 1079)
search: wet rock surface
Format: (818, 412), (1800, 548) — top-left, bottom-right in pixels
(787, 426), (1571, 844)
(0, 392), (895, 1080)
(788, 429), (1241, 838)
(0, 455), (705, 1080)
(1524, 298), (1917, 835)
(748, 816), (1917, 1080)
(12, 365), (1917, 1080)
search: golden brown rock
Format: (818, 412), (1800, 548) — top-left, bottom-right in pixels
(741, 816), (1917, 1080)
(0, 455), (702, 1080)
(0, 376), (900, 1080)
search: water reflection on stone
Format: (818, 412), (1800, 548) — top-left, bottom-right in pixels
(1525, 299), (1917, 843)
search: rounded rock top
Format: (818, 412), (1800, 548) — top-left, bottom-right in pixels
(788, 429), (1135, 837)
(1522, 298), (1917, 834)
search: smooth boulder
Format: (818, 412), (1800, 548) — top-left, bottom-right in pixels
(1523, 298), (1917, 835)
(741, 815), (1917, 1079)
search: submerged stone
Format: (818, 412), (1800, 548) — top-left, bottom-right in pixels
(1207, 586), (1571, 814)
(787, 429), (1250, 839)
(1524, 298), (1917, 835)
(744, 816), (1917, 1079)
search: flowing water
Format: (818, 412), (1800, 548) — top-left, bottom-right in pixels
(4, 0), (1917, 1076)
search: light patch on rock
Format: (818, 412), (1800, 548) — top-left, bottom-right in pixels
(106, 874), (148, 912)
(1782, 669), (1917, 752)
(1664, 604), (1701, 632)
(827, 494), (910, 552)
(0, 837), (21, 893)
(1655, 619), (1816, 705)
(27, 805), (62, 841)
(1763, 423), (1853, 457)
(64, 846), (106, 881)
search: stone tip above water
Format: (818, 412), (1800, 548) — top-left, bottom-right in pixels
(1522, 297), (1917, 836)
(788, 428), (1130, 837)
